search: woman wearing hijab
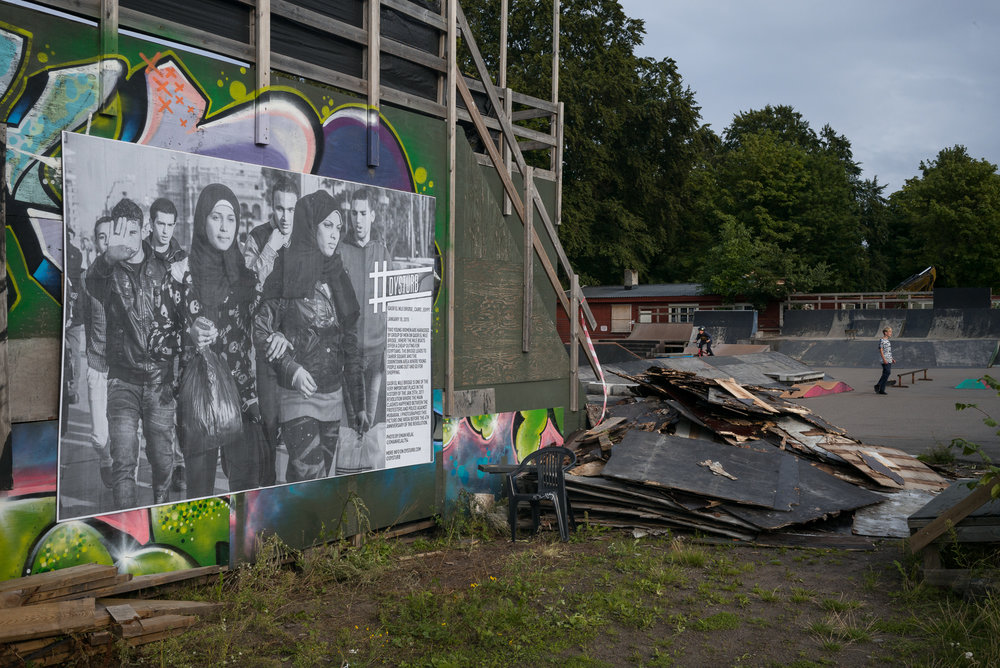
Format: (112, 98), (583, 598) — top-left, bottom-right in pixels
(253, 189), (364, 482)
(149, 183), (262, 497)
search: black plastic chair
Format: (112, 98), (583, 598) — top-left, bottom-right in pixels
(505, 446), (576, 542)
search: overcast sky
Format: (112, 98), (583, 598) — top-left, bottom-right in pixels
(619, 1), (1000, 193)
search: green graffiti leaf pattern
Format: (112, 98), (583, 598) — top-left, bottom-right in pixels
(151, 498), (230, 566)
(515, 410), (549, 462)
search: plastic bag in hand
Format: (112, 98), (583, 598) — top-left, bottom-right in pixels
(177, 349), (243, 439)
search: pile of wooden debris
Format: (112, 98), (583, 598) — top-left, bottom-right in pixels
(563, 367), (946, 541)
(0, 563), (223, 666)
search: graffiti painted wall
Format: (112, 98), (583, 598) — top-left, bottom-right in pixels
(0, 2), (568, 580)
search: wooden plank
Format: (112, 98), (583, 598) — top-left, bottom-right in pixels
(98, 598), (223, 619)
(104, 603), (140, 625)
(0, 598), (101, 643)
(271, 0), (367, 44)
(0, 590), (26, 609)
(27, 574), (130, 604)
(522, 165), (533, 351)
(382, 35), (446, 72)
(0, 564), (118, 595)
(511, 108), (553, 121)
(472, 152), (556, 181)
(382, 0), (447, 30)
(909, 480), (997, 554)
(121, 614), (197, 643)
(715, 378), (780, 414)
(271, 52), (367, 98)
(254, 0), (270, 145)
(118, 8), (255, 62)
(94, 565), (222, 597)
(380, 87), (445, 118)
(448, 388), (496, 418)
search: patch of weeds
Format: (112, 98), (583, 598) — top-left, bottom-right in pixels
(790, 587), (816, 604)
(695, 581), (731, 605)
(665, 537), (710, 568)
(808, 621), (835, 636)
(693, 611), (740, 631)
(752, 584), (781, 602)
(819, 639), (842, 653)
(666, 613), (688, 634)
(735, 593), (751, 608)
(918, 442), (957, 466)
(747, 616), (770, 628)
(819, 596), (860, 613)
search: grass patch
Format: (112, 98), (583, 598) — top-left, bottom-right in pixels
(693, 611), (741, 631)
(122, 523), (1000, 667)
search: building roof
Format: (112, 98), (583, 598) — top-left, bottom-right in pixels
(582, 283), (704, 300)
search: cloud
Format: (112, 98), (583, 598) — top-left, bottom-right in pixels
(622, 0), (1000, 190)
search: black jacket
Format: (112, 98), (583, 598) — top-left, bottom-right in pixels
(88, 242), (170, 385)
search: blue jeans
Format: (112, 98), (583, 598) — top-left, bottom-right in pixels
(876, 363), (892, 393)
(107, 376), (177, 508)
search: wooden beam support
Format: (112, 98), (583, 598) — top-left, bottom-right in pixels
(909, 481), (997, 554)
(254, 0), (270, 145)
(570, 274), (579, 412)
(555, 100), (564, 225)
(456, 75), (602, 379)
(367, 0), (381, 167)
(522, 165), (534, 352)
(444, 0), (457, 416)
(99, 0), (118, 117)
(503, 87), (512, 216)
(0, 125), (10, 492)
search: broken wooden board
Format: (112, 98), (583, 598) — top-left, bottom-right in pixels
(602, 432), (800, 510)
(852, 489), (938, 538)
(723, 458), (883, 531)
(715, 377), (780, 413)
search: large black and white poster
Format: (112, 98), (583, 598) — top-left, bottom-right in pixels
(58, 133), (434, 520)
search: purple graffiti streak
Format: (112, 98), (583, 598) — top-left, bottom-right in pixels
(136, 56), (320, 172)
(319, 106), (414, 191)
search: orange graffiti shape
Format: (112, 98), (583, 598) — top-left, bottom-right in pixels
(140, 51), (163, 74)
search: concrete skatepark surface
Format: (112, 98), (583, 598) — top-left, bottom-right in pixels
(794, 366), (1000, 464)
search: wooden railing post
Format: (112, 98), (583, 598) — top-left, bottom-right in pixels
(570, 274), (579, 412)
(444, 0), (457, 416)
(254, 0), (270, 145)
(366, 0), (381, 167)
(522, 166), (534, 352)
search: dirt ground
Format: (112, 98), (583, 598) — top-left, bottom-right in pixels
(284, 527), (925, 667)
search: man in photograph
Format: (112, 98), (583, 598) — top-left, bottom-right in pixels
(244, 176), (299, 486)
(146, 197), (186, 263)
(338, 186), (388, 469)
(86, 198), (176, 509)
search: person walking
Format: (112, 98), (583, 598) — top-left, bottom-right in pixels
(875, 326), (894, 395)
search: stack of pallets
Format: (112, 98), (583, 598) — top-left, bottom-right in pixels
(0, 563), (224, 665)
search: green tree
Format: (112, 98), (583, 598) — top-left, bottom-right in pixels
(696, 217), (827, 308)
(706, 105), (872, 294)
(889, 145), (1000, 289)
(460, 0), (711, 285)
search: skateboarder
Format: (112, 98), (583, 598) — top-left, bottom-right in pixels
(875, 326), (894, 394)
